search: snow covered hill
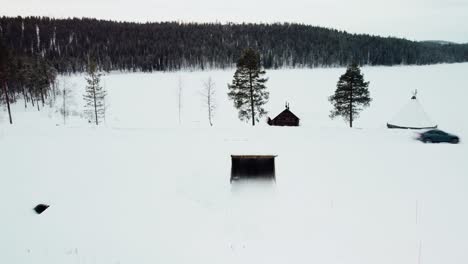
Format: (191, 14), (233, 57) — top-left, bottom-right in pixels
(1, 63), (468, 264)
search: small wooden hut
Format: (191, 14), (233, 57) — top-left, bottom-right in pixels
(267, 103), (300, 126)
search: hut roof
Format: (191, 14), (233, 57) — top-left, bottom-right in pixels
(272, 108), (300, 121)
(231, 155), (277, 159)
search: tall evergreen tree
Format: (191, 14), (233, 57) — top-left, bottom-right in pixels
(33, 57), (53, 108)
(0, 41), (13, 124)
(329, 64), (371, 127)
(83, 61), (106, 125)
(228, 48), (269, 126)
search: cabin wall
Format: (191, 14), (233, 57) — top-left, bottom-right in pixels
(270, 116), (299, 126)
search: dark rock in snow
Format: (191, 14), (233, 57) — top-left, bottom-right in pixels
(34, 204), (50, 214)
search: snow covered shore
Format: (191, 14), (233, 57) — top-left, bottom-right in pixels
(1, 63), (468, 264)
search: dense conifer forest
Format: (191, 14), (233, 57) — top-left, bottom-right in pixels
(1, 16), (468, 74)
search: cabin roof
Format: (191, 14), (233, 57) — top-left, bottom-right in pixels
(272, 108), (300, 121)
(231, 155), (277, 159)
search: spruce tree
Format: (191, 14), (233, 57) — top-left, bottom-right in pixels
(0, 41), (13, 124)
(228, 48), (269, 126)
(329, 64), (371, 127)
(83, 61), (106, 125)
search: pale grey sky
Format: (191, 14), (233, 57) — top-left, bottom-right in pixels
(2, 0), (468, 43)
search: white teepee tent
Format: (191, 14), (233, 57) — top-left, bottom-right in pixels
(387, 91), (437, 129)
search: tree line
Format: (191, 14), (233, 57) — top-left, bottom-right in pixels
(1, 16), (468, 74)
(0, 41), (376, 128)
(0, 39), (58, 124)
(1, 37), (107, 125)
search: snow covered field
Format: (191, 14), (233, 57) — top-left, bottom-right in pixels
(1, 63), (468, 264)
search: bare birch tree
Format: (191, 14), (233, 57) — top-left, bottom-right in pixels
(57, 78), (75, 125)
(201, 77), (216, 126)
(177, 77), (183, 125)
(101, 79), (108, 123)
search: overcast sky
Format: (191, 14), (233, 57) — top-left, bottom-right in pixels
(2, 0), (468, 43)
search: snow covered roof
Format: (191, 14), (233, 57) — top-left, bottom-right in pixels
(387, 96), (437, 129)
(231, 155), (277, 158)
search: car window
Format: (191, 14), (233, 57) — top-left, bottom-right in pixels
(430, 130), (445, 135)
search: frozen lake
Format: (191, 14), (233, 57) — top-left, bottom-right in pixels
(1, 63), (468, 264)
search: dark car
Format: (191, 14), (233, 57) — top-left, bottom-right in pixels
(417, 129), (460, 144)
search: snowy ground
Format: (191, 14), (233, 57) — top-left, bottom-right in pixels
(1, 63), (468, 264)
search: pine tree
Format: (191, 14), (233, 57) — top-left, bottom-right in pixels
(0, 40), (13, 124)
(34, 57), (53, 108)
(83, 61), (106, 125)
(228, 48), (269, 126)
(329, 64), (371, 127)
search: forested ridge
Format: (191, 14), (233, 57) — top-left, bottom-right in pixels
(1, 16), (468, 73)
